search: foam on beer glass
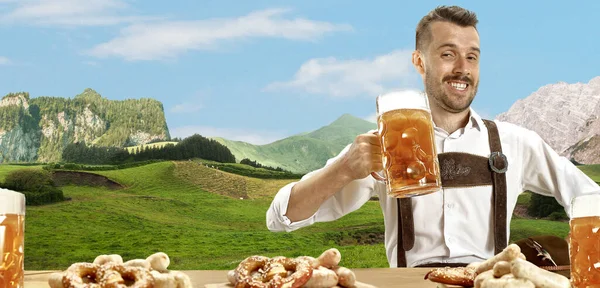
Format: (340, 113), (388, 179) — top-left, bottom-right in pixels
(371, 90), (442, 198)
(0, 189), (25, 288)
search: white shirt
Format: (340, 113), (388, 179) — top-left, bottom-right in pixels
(266, 108), (600, 267)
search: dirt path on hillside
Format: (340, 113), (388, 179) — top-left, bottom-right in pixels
(52, 171), (124, 190)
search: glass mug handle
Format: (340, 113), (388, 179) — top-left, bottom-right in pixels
(369, 130), (387, 182)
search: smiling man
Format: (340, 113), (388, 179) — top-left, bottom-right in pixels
(266, 5), (600, 268)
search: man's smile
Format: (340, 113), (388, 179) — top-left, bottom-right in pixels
(445, 80), (469, 93)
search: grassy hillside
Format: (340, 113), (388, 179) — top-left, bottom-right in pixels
(578, 164), (600, 182)
(0, 164), (43, 182)
(13, 162), (595, 271)
(213, 114), (377, 174)
(22, 161), (388, 270)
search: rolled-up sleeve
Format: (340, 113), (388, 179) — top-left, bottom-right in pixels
(266, 142), (377, 232)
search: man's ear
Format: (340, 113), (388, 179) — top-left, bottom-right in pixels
(412, 50), (425, 75)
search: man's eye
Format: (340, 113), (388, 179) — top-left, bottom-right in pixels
(442, 53), (453, 58)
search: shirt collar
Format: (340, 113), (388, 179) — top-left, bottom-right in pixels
(468, 107), (484, 132)
(433, 107), (484, 137)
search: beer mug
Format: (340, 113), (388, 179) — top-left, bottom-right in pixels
(569, 194), (600, 287)
(0, 189), (25, 288)
(371, 90), (441, 198)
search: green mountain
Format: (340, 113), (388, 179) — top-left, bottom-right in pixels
(212, 114), (377, 174)
(0, 89), (170, 163)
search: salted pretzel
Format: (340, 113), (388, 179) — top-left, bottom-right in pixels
(62, 262), (102, 288)
(98, 263), (154, 288)
(424, 267), (476, 287)
(234, 255), (313, 288)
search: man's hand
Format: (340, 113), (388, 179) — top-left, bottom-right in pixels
(338, 132), (383, 181)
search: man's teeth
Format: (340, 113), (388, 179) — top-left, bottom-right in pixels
(449, 82), (467, 90)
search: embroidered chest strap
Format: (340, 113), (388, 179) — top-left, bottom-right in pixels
(395, 119), (508, 267)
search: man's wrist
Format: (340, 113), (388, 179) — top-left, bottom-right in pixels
(331, 156), (356, 186)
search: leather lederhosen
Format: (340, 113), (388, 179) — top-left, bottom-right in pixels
(396, 119), (509, 267)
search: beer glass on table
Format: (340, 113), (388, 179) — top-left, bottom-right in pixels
(0, 189), (25, 288)
(371, 90), (442, 198)
(570, 194), (600, 287)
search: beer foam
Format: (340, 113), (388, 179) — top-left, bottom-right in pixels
(376, 90), (431, 115)
(0, 188), (26, 215)
(571, 194), (600, 218)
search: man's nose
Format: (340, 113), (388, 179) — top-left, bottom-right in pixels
(452, 57), (471, 75)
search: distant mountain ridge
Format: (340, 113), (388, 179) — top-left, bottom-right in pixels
(0, 89), (170, 163)
(496, 76), (600, 164)
(212, 114), (377, 174)
(216, 77), (600, 173)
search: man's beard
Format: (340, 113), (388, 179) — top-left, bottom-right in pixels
(425, 72), (478, 113)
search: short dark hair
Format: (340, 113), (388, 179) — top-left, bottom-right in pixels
(415, 5), (478, 51)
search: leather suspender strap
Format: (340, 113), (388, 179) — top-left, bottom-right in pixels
(395, 119), (509, 267)
(396, 198), (413, 267)
(482, 119), (509, 255)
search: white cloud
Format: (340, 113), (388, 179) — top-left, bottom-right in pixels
(0, 56), (10, 65)
(86, 8), (352, 61)
(0, 0), (158, 27)
(169, 103), (203, 114)
(170, 125), (288, 145)
(264, 49), (420, 98)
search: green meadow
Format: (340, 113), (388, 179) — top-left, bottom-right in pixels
(0, 161), (580, 271)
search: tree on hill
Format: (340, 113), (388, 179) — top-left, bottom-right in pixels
(240, 158), (289, 173)
(1, 169), (65, 206)
(60, 133), (236, 165)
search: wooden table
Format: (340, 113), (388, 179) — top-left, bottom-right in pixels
(24, 268), (453, 288)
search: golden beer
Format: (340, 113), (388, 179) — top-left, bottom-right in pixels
(0, 190), (25, 288)
(570, 216), (600, 287)
(570, 194), (600, 287)
(373, 91), (441, 198)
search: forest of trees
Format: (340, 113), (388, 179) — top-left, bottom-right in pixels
(240, 158), (288, 172)
(61, 134), (236, 165)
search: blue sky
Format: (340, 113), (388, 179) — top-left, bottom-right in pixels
(1, 0), (599, 145)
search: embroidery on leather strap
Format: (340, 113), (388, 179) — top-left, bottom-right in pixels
(441, 158), (471, 180)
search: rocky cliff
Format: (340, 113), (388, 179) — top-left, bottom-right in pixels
(496, 76), (600, 164)
(0, 89), (170, 163)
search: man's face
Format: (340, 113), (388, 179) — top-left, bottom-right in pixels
(419, 21), (480, 113)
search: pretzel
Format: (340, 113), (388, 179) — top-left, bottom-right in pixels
(234, 256), (313, 288)
(98, 263), (154, 288)
(62, 262), (102, 288)
(268, 256), (314, 288)
(424, 266), (476, 287)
